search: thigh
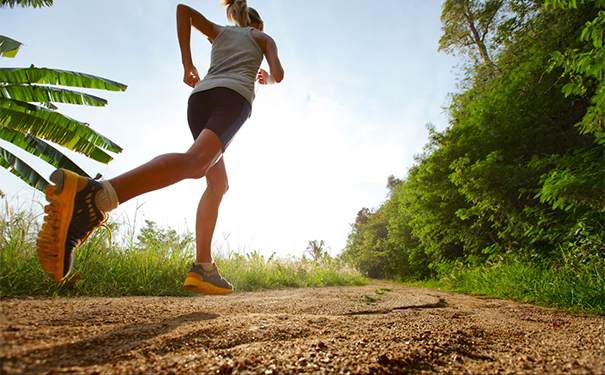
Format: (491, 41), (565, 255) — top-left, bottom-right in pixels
(185, 128), (224, 180)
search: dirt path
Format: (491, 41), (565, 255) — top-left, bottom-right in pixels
(1, 281), (603, 374)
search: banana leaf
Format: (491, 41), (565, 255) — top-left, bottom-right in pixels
(0, 35), (22, 58)
(0, 146), (49, 192)
(41, 102), (58, 110)
(1, 84), (108, 106)
(0, 127), (90, 177)
(0, 0), (54, 8)
(1, 107), (116, 163)
(0, 98), (122, 159)
(0, 67), (127, 92)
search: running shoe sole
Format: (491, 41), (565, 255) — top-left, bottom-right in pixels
(36, 169), (107, 282)
(36, 169), (80, 282)
(183, 272), (234, 295)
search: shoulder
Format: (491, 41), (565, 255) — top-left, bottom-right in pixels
(250, 29), (277, 53)
(212, 24), (226, 39)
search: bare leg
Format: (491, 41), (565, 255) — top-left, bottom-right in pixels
(182, 156), (234, 295)
(109, 129), (223, 204)
(196, 157), (229, 263)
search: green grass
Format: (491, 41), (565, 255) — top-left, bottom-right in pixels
(410, 254), (605, 316)
(0, 202), (367, 298)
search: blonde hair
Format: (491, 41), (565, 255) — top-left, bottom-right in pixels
(221, 0), (263, 28)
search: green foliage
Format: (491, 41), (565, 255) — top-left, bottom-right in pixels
(136, 220), (194, 255)
(344, 0), (603, 315)
(222, 251), (367, 292)
(0, 3), (126, 193)
(0, 67), (127, 92)
(0, 0), (53, 8)
(305, 239), (329, 261)
(0, 36), (23, 58)
(546, 0), (605, 143)
(0, 204), (366, 297)
(415, 213), (604, 315)
(423, 231), (604, 315)
(343, 207), (396, 279)
(439, 0), (504, 70)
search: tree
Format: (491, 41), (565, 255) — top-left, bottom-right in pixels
(305, 240), (329, 262)
(346, 0), (603, 281)
(546, 0), (604, 144)
(0, 0), (127, 193)
(137, 220), (194, 255)
(439, 0), (504, 72)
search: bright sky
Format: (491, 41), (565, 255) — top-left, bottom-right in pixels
(1, 0), (457, 258)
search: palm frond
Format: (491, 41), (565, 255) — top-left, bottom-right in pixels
(0, 146), (49, 192)
(0, 98), (122, 162)
(0, 127), (90, 177)
(1, 84), (108, 106)
(0, 67), (127, 92)
(40, 102), (58, 110)
(0, 0), (53, 9)
(0, 35), (23, 58)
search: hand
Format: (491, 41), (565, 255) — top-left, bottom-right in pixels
(184, 65), (200, 88)
(257, 69), (270, 85)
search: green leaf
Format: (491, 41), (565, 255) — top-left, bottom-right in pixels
(0, 84), (108, 106)
(591, 28), (603, 48)
(0, 98), (122, 161)
(0, 67), (127, 92)
(0, 146), (49, 192)
(0, 35), (22, 58)
(0, 127), (90, 177)
(0, 0), (53, 9)
(40, 102), (58, 110)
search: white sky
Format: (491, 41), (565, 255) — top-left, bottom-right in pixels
(0, 0), (457, 258)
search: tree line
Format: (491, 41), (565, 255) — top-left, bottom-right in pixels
(343, 0), (604, 280)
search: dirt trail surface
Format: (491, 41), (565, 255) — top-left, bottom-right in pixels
(1, 281), (604, 375)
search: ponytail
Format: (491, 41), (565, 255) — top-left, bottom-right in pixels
(221, 0), (250, 28)
(221, 0), (263, 28)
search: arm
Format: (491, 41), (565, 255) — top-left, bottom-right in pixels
(176, 4), (222, 87)
(257, 34), (284, 85)
(264, 36), (284, 83)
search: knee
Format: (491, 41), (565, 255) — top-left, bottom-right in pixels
(207, 178), (229, 196)
(185, 155), (213, 180)
(189, 167), (208, 180)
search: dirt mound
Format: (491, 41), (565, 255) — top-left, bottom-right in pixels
(1, 281), (603, 374)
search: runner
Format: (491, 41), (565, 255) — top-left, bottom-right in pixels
(36, 0), (284, 295)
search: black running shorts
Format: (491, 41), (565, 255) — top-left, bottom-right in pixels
(187, 87), (251, 152)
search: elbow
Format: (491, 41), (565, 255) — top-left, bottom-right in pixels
(177, 4), (190, 16)
(274, 70), (284, 84)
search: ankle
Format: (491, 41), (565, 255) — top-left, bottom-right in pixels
(96, 180), (119, 212)
(195, 262), (215, 272)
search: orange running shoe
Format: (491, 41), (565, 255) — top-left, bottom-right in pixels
(36, 169), (108, 282)
(183, 263), (234, 295)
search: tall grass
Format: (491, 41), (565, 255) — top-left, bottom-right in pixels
(222, 251), (367, 291)
(414, 250), (605, 316)
(0, 202), (366, 298)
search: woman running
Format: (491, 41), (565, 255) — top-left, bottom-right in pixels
(36, 0), (284, 295)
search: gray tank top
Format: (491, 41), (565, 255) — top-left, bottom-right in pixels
(191, 26), (264, 105)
